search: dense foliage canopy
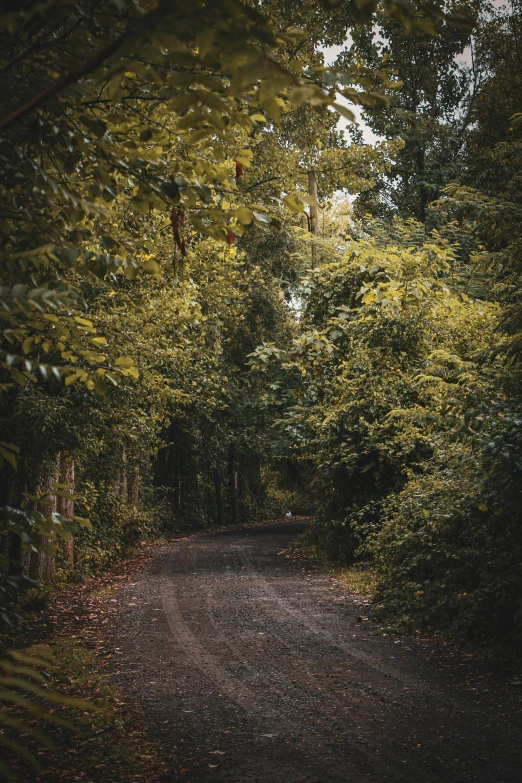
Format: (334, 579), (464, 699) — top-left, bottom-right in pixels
(4, 0), (522, 775)
(247, 0), (522, 646)
(1, 0), (520, 670)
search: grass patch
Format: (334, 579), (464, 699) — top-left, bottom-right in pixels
(295, 532), (378, 599)
(336, 564), (378, 598)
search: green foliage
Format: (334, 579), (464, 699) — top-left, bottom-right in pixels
(0, 638), (165, 782)
(0, 0), (462, 397)
(369, 4), (522, 643)
(67, 496), (166, 579)
(5, 2), (522, 778)
(0, 491), (90, 626)
(0, 645), (95, 782)
(243, 0), (522, 651)
(337, 1), (474, 220)
(250, 213), (519, 642)
(371, 430), (522, 642)
(0, 0), (519, 669)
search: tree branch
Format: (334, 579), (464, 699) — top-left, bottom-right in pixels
(2, 13), (90, 74)
(0, 27), (134, 133)
(245, 176), (283, 193)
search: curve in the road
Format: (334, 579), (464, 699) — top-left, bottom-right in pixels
(109, 520), (522, 783)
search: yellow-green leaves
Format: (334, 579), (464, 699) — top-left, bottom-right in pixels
(74, 317), (94, 329)
(235, 207), (254, 225)
(115, 357), (134, 369)
(114, 356), (139, 379)
(283, 193), (307, 213)
(332, 102), (356, 123)
(0, 645), (96, 781)
(64, 370), (87, 387)
(235, 149), (254, 168)
(0, 442), (19, 470)
(142, 258), (160, 275)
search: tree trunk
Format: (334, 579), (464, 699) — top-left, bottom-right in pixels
(29, 455), (60, 583)
(247, 454), (262, 500)
(129, 460), (139, 508)
(308, 169), (321, 268)
(9, 457), (28, 574)
(120, 447), (128, 502)
(227, 445), (238, 524)
(212, 467), (223, 525)
(417, 147), (427, 222)
(8, 533), (22, 574)
(110, 446), (128, 500)
(57, 452), (75, 564)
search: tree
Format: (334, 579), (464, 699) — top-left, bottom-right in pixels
(337, 1), (474, 220)
(0, 0), (479, 622)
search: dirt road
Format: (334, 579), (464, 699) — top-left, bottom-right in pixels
(108, 520), (522, 782)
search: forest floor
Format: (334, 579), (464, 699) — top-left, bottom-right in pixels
(102, 518), (521, 783)
(7, 519), (522, 783)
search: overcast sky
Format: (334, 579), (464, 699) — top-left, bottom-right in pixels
(322, 1), (511, 146)
(321, 43), (381, 145)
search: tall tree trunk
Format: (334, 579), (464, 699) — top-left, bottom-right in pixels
(227, 445), (238, 524)
(3, 466), (24, 572)
(29, 455), (59, 583)
(417, 147), (427, 222)
(10, 457), (28, 574)
(247, 454), (262, 500)
(8, 533), (22, 575)
(212, 467), (223, 525)
(308, 169), (321, 268)
(120, 447), (128, 502)
(237, 454), (248, 523)
(109, 445), (121, 496)
(129, 459), (139, 509)
(57, 452), (75, 564)
(110, 446), (128, 500)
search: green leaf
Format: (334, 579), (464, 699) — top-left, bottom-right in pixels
(115, 356), (135, 369)
(142, 258), (160, 274)
(22, 337), (34, 354)
(235, 207), (254, 225)
(74, 317), (94, 328)
(332, 102), (356, 123)
(0, 445), (17, 469)
(283, 193), (306, 213)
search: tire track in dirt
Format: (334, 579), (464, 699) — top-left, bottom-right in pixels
(161, 546), (260, 715)
(239, 540), (425, 687)
(161, 536), (372, 782)
(229, 540), (436, 779)
(109, 520), (522, 783)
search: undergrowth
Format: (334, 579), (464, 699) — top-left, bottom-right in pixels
(336, 564), (377, 598)
(1, 638), (165, 783)
(297, 532), (377, 599)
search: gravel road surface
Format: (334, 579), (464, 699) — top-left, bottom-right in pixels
(107, 520), (522, 782)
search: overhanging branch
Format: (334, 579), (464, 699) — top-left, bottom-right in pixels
(0, 2), (170, 135)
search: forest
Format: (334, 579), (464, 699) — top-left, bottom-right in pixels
(1, 0), (522, 780)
